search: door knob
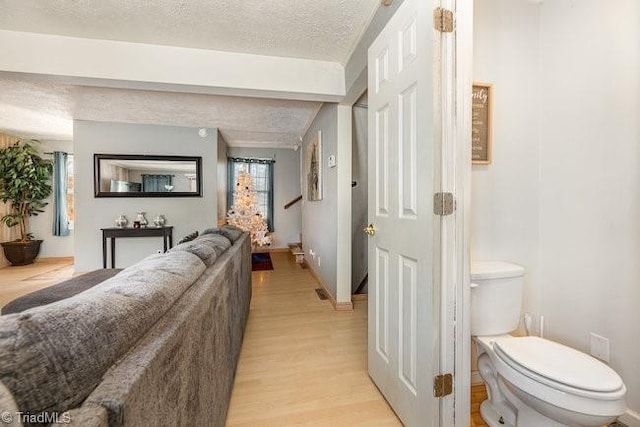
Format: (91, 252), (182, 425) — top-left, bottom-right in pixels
(364, 224), (376, 236)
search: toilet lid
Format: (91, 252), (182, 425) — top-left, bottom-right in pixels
(471, 261), (524, 280)
(494, 336), (623, 393)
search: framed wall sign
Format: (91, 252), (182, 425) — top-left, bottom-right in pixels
(472, 83), (493, 164)
(307, 130), (322, 201)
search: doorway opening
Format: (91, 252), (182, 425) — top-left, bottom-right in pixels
(352, 91), (368, 296)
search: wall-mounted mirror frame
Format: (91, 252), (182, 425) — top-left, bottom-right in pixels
(94, 154), (203, 198)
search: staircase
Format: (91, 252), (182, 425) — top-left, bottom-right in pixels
(285, 196), (305, 264)
(288, 242), (305, 264)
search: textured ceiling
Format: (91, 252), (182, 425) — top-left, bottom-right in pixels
(0, 75), (322, 147)
(0, 0), (380, 63)
(0, 77), (73, 140)
(0, 1), (379, 144)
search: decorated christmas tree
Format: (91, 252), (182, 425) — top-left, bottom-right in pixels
(227, 168), (272, 247)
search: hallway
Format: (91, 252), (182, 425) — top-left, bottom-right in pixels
(226, 252), (401, 426)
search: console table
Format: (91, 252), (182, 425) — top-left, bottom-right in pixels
(101, 226), (173, 268)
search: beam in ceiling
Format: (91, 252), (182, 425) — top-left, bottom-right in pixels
(0, 30), (345, 102)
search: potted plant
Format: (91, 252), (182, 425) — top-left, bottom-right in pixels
(0, 139), (53, 265)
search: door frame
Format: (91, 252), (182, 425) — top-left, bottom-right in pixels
(451, 1), (473, 426)
(435, 0), (472, 425)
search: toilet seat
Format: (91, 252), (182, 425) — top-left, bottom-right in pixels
(493, 336), (624, 397)
(487, 335), (627, 420)
(477, 335), (628, 420)
(476, 334), (628, 424)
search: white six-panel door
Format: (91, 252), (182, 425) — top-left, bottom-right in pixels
(367, 0), (440, 425)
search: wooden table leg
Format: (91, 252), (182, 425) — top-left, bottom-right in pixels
(163, 232), (168, 253)
(110, 238), (116, 268)
(102, 232), (107, 269)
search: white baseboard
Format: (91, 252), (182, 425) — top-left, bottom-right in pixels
(620, 410), (640, 427)
(471, 370), (484, 385)
(306, 261), (353, 311)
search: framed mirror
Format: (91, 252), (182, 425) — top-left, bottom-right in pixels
(94, 154), (203, 197)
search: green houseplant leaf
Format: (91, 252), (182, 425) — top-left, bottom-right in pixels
(0, 140), (53, 242)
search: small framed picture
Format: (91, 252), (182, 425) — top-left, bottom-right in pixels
(472, 83), (493, 165)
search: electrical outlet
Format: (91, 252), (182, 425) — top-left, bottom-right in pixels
(590, 333), (610, 362)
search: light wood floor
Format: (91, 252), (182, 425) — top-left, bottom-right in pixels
(470, 384), (489, 427)
(225, 252), (402, 426)
(0, 258), (74, 309)
(0, 254), (488, 426)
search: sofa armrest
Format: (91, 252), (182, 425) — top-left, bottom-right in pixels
(0, 381), (106, 427)
(51, 406), (108, 427)
(0, 380), (21, 426)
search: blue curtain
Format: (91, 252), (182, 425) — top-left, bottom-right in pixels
(52, 151), (70, 236)
(142, 174), (173, 192)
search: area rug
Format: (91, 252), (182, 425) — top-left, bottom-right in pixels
(252, 253), (274, 271)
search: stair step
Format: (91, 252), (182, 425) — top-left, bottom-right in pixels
(287, 242), (304, 264)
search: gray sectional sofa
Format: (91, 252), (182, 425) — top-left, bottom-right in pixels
(0, 229), (251, 426)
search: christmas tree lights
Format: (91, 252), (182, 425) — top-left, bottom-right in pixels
(227, 168), (272, 247)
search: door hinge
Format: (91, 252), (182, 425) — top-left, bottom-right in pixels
(433, 7), (455, 33)
(434, 192), (455, 216)
(434, 373), (453, 397)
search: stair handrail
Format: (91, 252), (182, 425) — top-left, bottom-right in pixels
(284, 195), (302, 210)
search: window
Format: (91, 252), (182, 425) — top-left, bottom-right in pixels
(66, 154), (74, 229)
(227, 158), (274, 231)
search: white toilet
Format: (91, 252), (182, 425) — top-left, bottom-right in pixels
(471, 261), (627, 427)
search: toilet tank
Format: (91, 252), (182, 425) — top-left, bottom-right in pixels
(470, 261), (525, 336)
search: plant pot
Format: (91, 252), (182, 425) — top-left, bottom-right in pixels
(1, 240), (43, 266)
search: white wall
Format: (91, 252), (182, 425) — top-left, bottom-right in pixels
(472, 0), (640, 419)
(335, 105), (352, 305)
(472, 0), (541, 327)
(301, 103), (339, 298)
(74, 121), (218, 272)
(471, 0), (541, 378)
(30, 140), (75, 258)
(227, 146), (301, 249)
(299, 103), (351, 305)
(538, 0), (640, 418)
